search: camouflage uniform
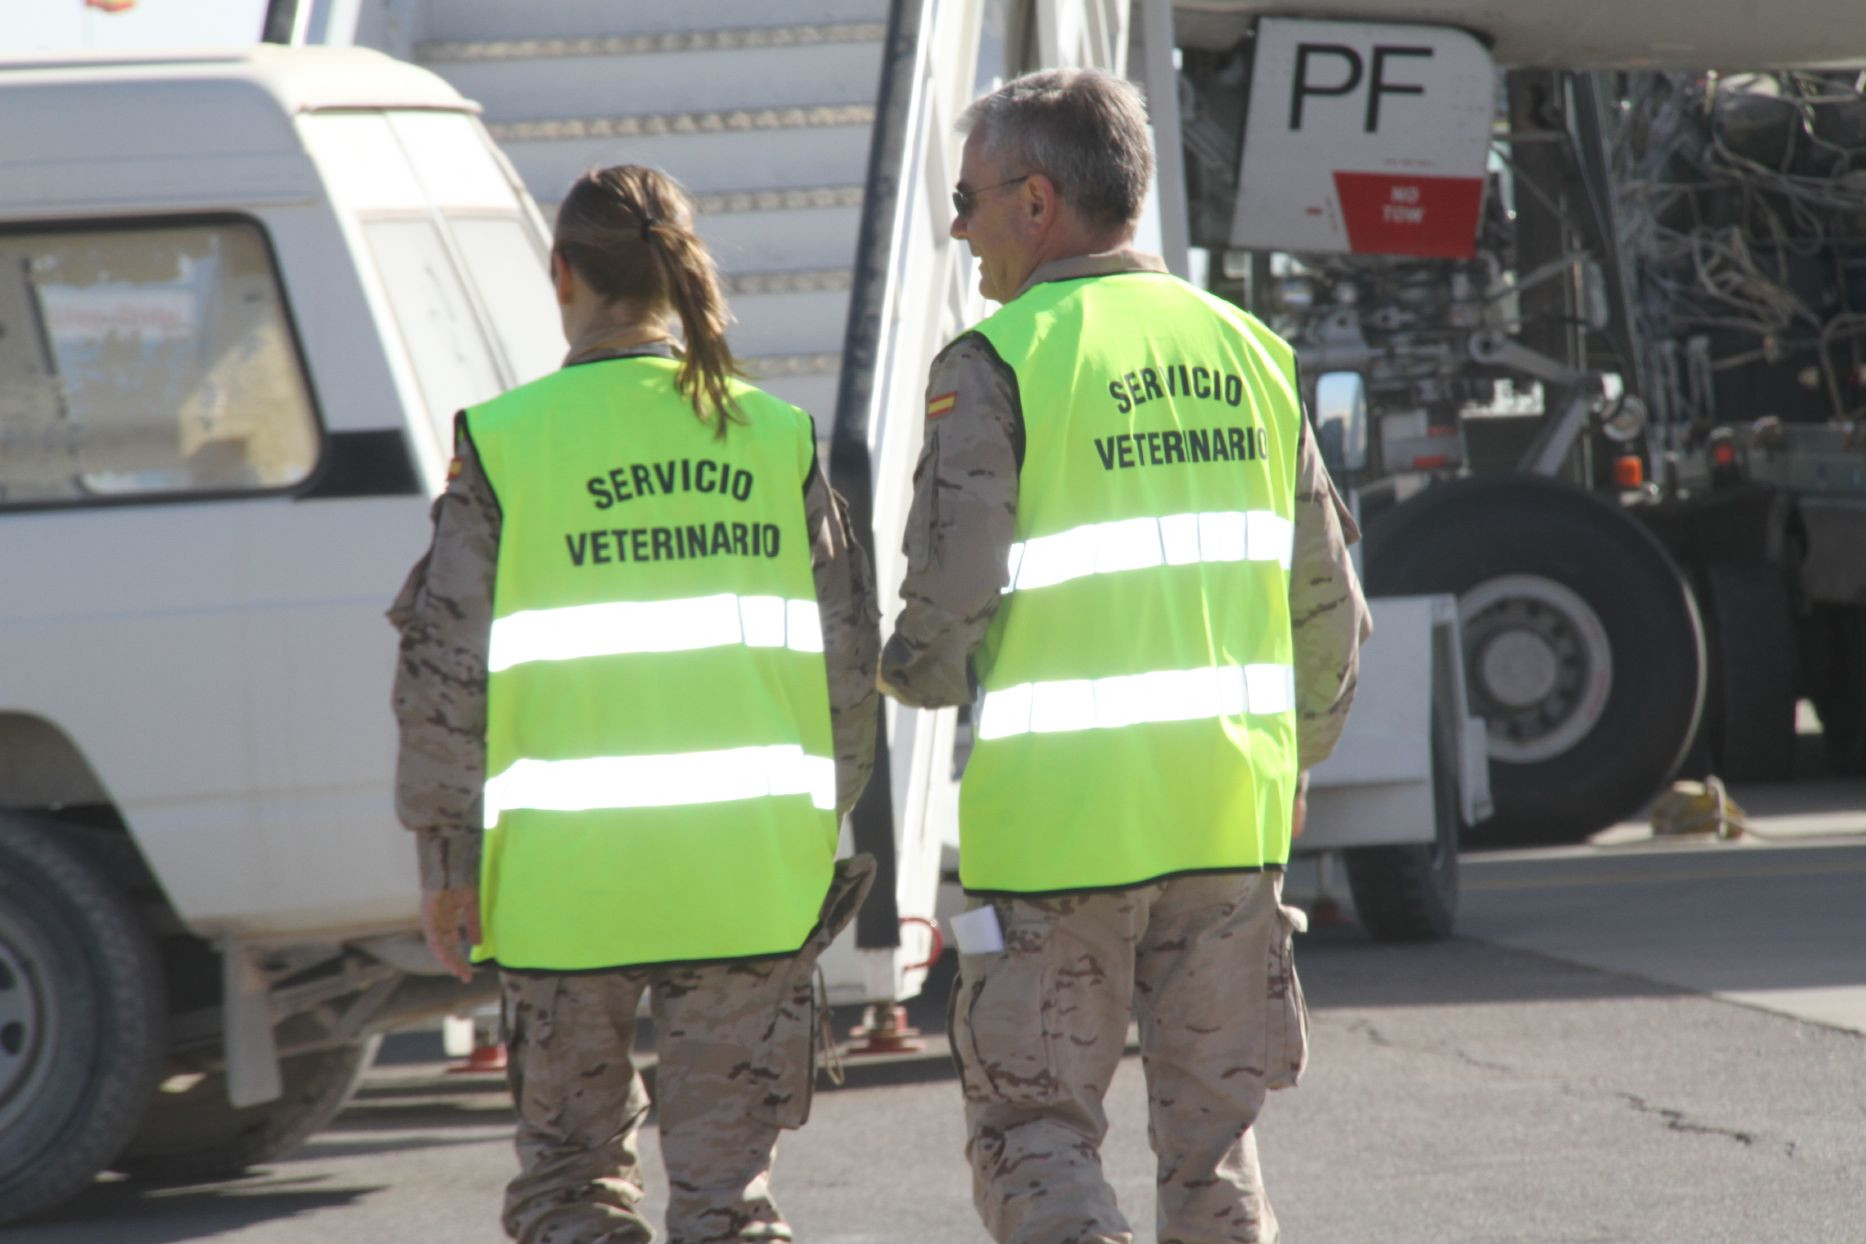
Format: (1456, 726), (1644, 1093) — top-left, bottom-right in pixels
(502, 855), (873, 1244)
(881, 251), (1370, 1244)
(389, 343), (882, 1244)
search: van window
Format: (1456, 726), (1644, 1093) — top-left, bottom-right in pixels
(361, 217), (507, 447)
(301, 111), (558, 450)
(0, 220), (319, 505)
(448, 216), (562, 387)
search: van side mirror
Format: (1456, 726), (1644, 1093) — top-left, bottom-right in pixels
(1313, 371), (1369, 473)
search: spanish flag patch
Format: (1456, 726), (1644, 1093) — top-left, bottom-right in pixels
(447, 456), (464, 480)
(926, 390), (958, 420)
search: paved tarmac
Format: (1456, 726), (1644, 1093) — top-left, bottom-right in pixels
(14, 780), (1865, 1243)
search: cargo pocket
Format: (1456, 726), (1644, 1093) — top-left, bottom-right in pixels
(951, 901), (1063, 1107)
(1263, 901), (1310, 1090)
(748, 855), (877, 1130)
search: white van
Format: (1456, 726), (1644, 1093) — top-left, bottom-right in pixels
(0, 45), (563, 1222)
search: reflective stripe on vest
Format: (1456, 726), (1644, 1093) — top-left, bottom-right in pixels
(977, 662), (1296, 740)
(1004, 510), (1293, 594)
(489, 594), (824, 672)
(484, 744), (835, 826)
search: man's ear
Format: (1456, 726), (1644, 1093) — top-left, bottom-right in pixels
(1024, 173), (1059, 227)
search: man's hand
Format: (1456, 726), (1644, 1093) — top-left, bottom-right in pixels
(421, 885), (482, 984)
(1291, 771), (1310, 840)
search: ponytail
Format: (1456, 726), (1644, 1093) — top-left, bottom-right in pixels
(554, 165), (743, 436)
(641, 218), (741, 434)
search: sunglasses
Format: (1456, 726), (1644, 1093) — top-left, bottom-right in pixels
(951, 174), (1033, 219)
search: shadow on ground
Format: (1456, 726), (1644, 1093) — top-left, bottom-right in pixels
(10, 1174), (381, 1244)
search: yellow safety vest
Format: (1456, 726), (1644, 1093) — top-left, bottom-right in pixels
(466, 357), (836, 968)
(959, 272), (1302, 894)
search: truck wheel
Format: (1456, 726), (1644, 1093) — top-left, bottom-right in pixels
(1344, 709), (1460, 941)
(1808, 603), (1866, 776)
(0, 816), (166, 1224)
(1366, 476), (1706, 842)
(113, 1034), (381, 1182)
(1701, 562), (1799, 782)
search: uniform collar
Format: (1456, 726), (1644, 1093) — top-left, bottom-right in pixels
(564, 341), (678, 368)
(1012, 247), (1169, 300)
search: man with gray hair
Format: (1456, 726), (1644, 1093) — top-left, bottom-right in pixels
(877, 68), (1370, 1243)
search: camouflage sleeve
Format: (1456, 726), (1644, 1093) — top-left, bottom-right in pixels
(805, 462), (882, 817)
(1290, 420), (1373, 770)
(388, 419), (498, 892)
(878, 337), (1021, 709)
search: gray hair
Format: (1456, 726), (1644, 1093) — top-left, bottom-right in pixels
(958, 68), (1154, 231)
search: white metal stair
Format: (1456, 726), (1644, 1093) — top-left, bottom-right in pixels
(402, 0), (890, 417)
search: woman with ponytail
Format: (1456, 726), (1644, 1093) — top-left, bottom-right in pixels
(390, 164), (880, 1244)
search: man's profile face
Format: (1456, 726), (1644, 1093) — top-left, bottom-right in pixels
(950, 127), (1033, 304)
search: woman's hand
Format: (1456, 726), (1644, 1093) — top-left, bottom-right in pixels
(421, 886), (483, 983)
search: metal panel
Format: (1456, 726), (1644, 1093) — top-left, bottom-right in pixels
(1173, 0), (1866, 70)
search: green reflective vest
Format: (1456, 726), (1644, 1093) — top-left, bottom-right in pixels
(466, 357), (837, 969)
(958, 271), (1302, 894)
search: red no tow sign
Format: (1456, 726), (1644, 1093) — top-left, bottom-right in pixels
(1229, 18), (1494, 259)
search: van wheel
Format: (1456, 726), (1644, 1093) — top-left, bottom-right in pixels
(114, 1035), (381, 1182)
(0, 815), (166, 1224)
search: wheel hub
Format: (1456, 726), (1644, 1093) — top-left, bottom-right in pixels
(1460, 574), (1614, 765)
(0, 922), (50, 1127)
(1478, 629), (1561, 708)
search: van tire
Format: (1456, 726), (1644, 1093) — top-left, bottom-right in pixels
(114, 1034), (381, 1182)
(0, 815), (166, 1224)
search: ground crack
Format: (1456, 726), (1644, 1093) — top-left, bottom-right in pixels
(1616, 1092), (1782, 1153)
(1333, 1019), (1797, 1158)
(1342, 1019), (1515, 1075)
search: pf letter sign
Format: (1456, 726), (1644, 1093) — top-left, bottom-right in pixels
(1229, 18), (1494, 259)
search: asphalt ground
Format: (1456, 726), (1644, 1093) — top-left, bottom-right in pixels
(15, 780), (1865, 1244)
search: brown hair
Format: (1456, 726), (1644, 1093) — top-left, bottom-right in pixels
(553, 165), (741, 434)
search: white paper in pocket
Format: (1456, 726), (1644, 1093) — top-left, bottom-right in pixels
(949, 904), (1005, 955)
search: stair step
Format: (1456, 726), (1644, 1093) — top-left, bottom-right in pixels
(700, 203), (865, 277)
(487, 103), (875, 146)
(503, 113), (874, 198)
(722, 269), (852, 297)
(723, 289), (853, 357)
(431, 37), (883, 123)
(530, 189), (863, 276)
(419, 21), (886, 63)
(539, 184), (865, 219)
(695, 186), (865, 214)
(742, 355), (844, 419)
(420, 0), (889, 44)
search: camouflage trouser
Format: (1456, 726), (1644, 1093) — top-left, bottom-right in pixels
(950, 872), (1308, 1244)
(501, 857), (874, 1244)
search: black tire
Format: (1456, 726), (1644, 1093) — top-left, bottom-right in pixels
(1807, 603), (1866, 776)
(0, 816), (166, 1224)
(113, 1034), (381, 1182)
(1700, 561), (1800, 782)
(1365, 475), (1706, 843)
(1344, 704), (1460, 942)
